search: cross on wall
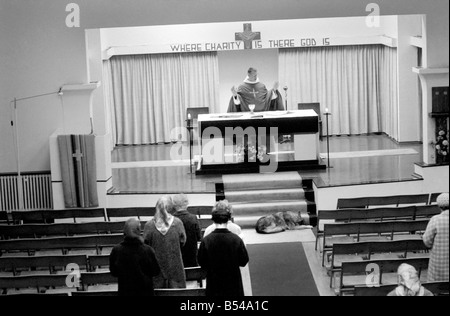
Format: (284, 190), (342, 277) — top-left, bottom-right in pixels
(235, 23), (261, 49)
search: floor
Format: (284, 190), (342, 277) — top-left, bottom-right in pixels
(110, 134), (423, 193)
(107, 134), (425, 296)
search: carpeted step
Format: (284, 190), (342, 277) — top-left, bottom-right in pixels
(225, 188), (305, 204)
(223, 172), (302, 191)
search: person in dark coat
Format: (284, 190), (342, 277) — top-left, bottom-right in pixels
(172, 194), (202, 268)
(109, 218), (160, 296)
(198, 201), (249, 297)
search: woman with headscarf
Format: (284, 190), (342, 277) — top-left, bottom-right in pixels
(387, 264), (434, 296)
(144, 195), (187, 288)
(423, 193), (449, 282)
(109, 218), (160, 296)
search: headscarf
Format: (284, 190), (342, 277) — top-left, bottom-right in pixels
(123, 218), (142, 243)
(394, 264), (426, 297)
(154, 196), (175, 236)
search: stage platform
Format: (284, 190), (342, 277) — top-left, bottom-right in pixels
(109, 135), (423, 194)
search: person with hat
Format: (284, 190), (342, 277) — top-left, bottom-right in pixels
(423, 193), (449, 282)
(198, 200), (249, 296)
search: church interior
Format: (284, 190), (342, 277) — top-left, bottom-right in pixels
(0, 0), (449, 298)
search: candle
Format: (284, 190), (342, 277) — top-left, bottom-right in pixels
(325, 108), (329, 113)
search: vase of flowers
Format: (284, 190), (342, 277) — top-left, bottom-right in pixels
(435, 128), (449, 164)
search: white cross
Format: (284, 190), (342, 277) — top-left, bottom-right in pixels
(250, 89), (259, 98)
(72, 149), (83, 162)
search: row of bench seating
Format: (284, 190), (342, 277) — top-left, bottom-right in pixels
(0, 219), (214, 240)
(336, 193), (441, 209)
(3, 288), (206, 297)
(338, 257), (429, 295)
(0, 234), (123, 256)
(0, 254), (206, 285)
(316, 205), (440, 251)
(319, 219), (429, 265)
(327, 238), (429, 287)
(354, 282), (449, 297)
(0, 206), (214, 225)
(0, 269), (207, 296)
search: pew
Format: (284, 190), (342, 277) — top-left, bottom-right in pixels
(338, 257), (429, 295)
(0, 255), (88, 276)
(354, 282), (449, 296)
(11, 208), (107, 224)
(328, 239), (429, 287)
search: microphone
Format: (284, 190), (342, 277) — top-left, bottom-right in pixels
(283, 86), (288, 91)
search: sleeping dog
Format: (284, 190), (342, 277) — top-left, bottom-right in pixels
(256, 211), (313, 234)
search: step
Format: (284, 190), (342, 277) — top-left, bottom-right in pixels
(223, 172), (302, 191)
(225, 188), (305, 204)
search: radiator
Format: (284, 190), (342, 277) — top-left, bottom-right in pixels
(0, 174), (53, 212)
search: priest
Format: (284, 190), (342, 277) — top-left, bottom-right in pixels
(227, 67), (285, 113)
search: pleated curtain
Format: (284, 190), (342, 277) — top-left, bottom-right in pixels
(104, 52), (220, 146)
(279, 45), (398, 140)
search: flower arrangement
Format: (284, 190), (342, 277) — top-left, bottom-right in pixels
(435, 129), (449, 163)
(235, 144), (268, 163)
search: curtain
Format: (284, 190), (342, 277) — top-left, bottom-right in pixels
(279, 45), (398, 140)
(58, 135), (98, 208)
(104, 52), (220, 146)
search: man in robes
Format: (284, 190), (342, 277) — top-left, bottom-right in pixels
(228, 67), (285, 113)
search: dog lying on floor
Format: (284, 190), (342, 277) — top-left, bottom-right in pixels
(256, 211), (313, 234)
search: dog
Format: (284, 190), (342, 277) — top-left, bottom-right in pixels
(255, 211), (313, 234)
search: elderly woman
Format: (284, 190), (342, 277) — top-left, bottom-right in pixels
(388, 264), (433, 296)
(109, 218), (160, 296)
(172, 194), (202, 268)
(423, 193), (449, 282)
(144, 196), (187, 289)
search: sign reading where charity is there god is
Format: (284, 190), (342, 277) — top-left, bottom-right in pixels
(169, 23), (331, 53)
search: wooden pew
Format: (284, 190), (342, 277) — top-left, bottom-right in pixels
(106, 207), (156, 221)
(0, 221), (131, 240)
(354, 282), (449, 296)
(320, 219), (429, 262)
(328, 239), (429, 287)
(0, 255), (88, 276)
(337, 194), (430, 209)
(338, 257), (429, 294)
(0, 274), (71, 295)
(11, 208), (107, 224)
(315, 206), (417, 251)
(154, 288), (206, 296)
(0, 234), (123, 256)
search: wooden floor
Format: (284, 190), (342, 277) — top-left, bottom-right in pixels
(110, 135), (423, 194)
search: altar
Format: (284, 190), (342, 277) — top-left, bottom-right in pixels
(196, 110), (326, 174)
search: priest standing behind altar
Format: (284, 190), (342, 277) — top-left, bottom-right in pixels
(228, 67), (285, 113)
